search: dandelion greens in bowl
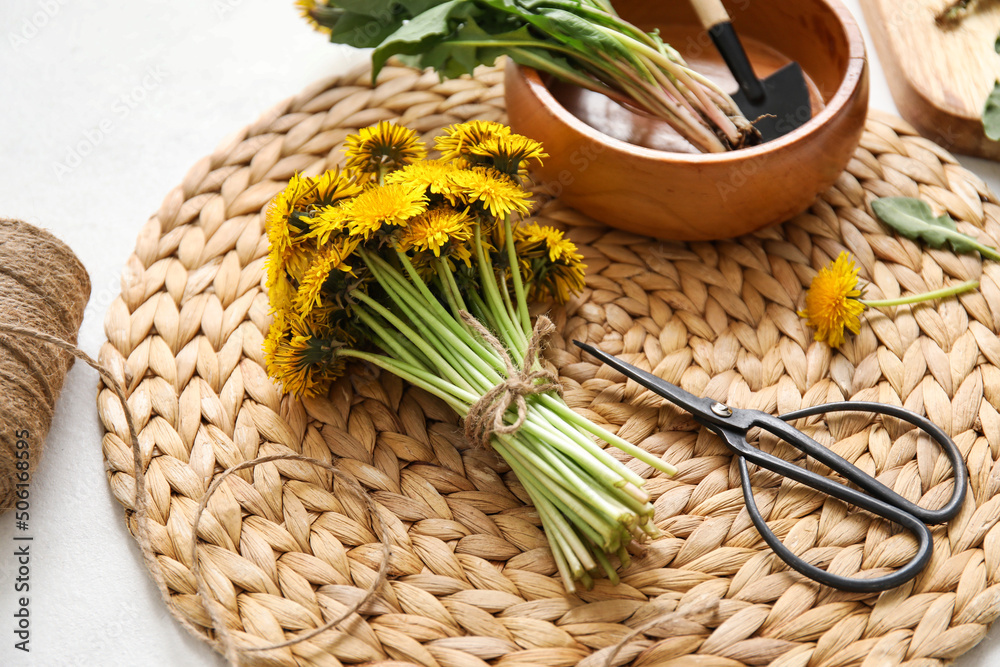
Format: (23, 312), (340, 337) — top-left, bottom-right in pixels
(296, 0), (757, 152)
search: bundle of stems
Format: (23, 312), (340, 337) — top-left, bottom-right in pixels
(297, 0), (757, 152)
(264, 121), (677, 590)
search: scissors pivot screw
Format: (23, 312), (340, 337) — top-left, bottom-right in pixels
(711, 402), (732, 418)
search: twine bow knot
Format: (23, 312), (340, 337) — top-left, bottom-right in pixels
(461, 311), (563, 449)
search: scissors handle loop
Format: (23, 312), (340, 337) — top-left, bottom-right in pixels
(736, 456), (934, 592)
(719, 401), (968, 592)
(777, 401), (968, 524)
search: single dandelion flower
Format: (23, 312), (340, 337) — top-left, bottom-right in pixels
(282, 241), (320, 285)
(514, 223), (586, 304)
(469, 133), (547, 176)
(305, 203), (352, 245)
(517, 222), (583, 264)
(534, 260), (587, 304)
(385, 159), (462, 202)
(265, 254), (297, 314)
(398, 205), (473, 257)
(450, 167), (533, 219)
(265, 174), (319, 257)
(344, 121), (426, 177)
(797, 252), (866, 348)
(798, 251), (979, 348)
(435, 120), (511, 162)
(310, 168), (363, 207)
(293, 238), (359, 317)
(266, 170), (359, 257)
(264, 311), (345, 397)
(296, 0), (333, 34)
(346, 182), (428, 239)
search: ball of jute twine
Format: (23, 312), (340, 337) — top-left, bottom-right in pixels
(0, 218), (90, 511)
(0, 221), (393, 664)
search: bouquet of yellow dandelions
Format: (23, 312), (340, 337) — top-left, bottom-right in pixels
(263, 120), (676, 591)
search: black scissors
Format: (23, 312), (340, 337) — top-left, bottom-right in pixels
(576, 341), (968, 592)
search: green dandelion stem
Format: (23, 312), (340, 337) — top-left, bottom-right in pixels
(472, 222), (524, 359)
(520, 403), (645, 487)
(368, 250), (503, 383)
(352, 305), (427, 371)
(498, 436), (619, 545)
(496, 438), (608, 560)
(860, 279), (979, 308)
(504, 216), (532, 336)
(339, 350), (474, 412)
(516, 429), (634, 532)
(363, 257), (501, 392)
(492, 256), (523, 342)
(537, 393), (678, 476)
(349, 290), (473, 393)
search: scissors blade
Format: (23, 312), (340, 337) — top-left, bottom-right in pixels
(574, 341), (721, 420)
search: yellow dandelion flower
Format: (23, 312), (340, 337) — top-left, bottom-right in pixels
(266, 170), (359, 255)
(398, 206), (473, 257)
(435, 120), (511, 161)
(450, 167), (533, 219)
(385, 159), (461, 202)
(344, 121), (426, 176)
(264, 311), (345, 397)
(797, 252), (866, 348)
(265, 254), (297, 314)
(293, 237), (360, 317)
(266, 173), (317, 257)
(305, 203), (351, 245)
(282, 241), (320, 285)
(469, 133), (547, 175)
(540, 261), (587, 304)
(346, 182), (428, 239)
(296, 0), (332, 34)
(513, 223), (587, 304)
(517, 222), (583, 264)
(310, 168), (363, 207)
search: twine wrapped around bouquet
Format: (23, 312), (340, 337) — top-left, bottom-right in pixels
(461, 311), (562, 449)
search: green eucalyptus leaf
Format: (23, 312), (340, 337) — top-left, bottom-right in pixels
(984, 80), (1000, 141)
(871, 196), (1000, 261)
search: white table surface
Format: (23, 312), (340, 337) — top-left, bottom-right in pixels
(2, 1), (999, 664)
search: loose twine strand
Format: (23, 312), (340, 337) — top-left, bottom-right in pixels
(595, 596), (720, 667)
(1, 323), (391, 665)
(461, 311), (562, 449)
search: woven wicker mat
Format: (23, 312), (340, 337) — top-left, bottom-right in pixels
(97, 62), (1000, 667)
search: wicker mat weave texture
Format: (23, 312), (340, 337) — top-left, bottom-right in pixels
(98, 62), (1000, 667)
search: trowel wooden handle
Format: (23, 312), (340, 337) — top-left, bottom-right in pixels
(690, 0), (765, 103)
(691, 0), (731, 29)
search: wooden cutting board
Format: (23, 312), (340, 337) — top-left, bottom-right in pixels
(860, 0), (1000, 159)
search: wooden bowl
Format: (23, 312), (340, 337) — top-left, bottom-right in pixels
(504, 0), (868, 241)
